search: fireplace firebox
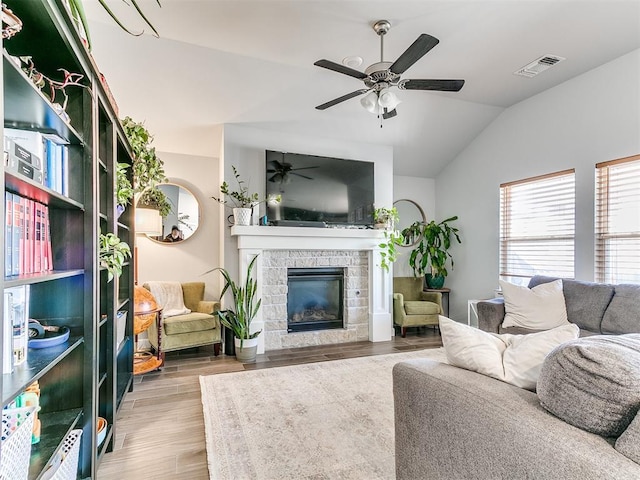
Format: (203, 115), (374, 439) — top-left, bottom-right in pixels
(287, 267), (344, 333)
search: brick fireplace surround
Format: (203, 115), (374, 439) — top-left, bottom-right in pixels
(231, 226), (394, 354)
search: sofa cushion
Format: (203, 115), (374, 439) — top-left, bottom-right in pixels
(404, 301), (440, 315)
(163, 312), (217, 335)
(601, 284), (640, 335)
(439, 316), (579, 391)
(500, 279), (569, 330)
(528, 276), (615, 332)
(616, 410), (640, 464)
(537, 334), (640, 437)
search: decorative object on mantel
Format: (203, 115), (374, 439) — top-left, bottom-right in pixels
(213, 166), (280, 226)
(373, 206), (398, 229)
(207, 255), (262, 363)
(313, 19), (464, 122)
(405, 216), (462, 288)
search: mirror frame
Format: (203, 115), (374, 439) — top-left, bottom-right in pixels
(393, 198), (427, 247)
(137, 182), (201, 244)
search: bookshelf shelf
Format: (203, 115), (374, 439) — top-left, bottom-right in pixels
(2, 336), (83, 405)
(1, 1), (135, 478)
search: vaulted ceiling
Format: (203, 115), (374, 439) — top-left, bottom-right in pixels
(85, 1), (640, 177)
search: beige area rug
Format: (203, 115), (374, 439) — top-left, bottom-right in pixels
(199, 348), (446, 480)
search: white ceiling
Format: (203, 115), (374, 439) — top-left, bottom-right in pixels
(84, 0), (640, 177)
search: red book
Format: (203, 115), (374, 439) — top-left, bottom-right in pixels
(43, 205), (53, 271)
(34, 202), (43, 273)
(5, 192), (12, 278)
(24, 199), (33, 274)
(16, 196), (24, 275)
(11, 194), (20, 276)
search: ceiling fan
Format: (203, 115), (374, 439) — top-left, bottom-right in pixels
(314, 20), (465, 119)
(267, 159), (318, 183)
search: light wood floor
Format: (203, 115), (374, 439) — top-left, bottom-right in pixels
(97, 328), (442, 479)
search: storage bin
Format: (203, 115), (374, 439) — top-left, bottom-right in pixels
(1, 406), (36, 480)
(40, 429), (82, 480)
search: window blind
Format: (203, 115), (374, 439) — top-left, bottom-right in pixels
(500, 169), (575, 284)
(595, 154), (640, 284)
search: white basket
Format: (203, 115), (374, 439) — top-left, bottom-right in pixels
(42, 429), (82, 480)
(1, 406), (36, 480)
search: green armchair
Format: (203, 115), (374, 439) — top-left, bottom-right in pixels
(144, 282), (222, 356)
(393, 277), (443, 337)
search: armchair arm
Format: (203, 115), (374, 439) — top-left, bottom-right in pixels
(477, 298), (505, 333)
(197, 300), (221, 329)
(393, 293), (406, 326)
(419, 292), (443, 313)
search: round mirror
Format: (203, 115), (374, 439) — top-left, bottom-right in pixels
(137, 183), (200, 244)
(393, 199), (426, 247)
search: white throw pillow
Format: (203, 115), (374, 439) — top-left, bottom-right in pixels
(500, 279), (568, 330)
(439, 316), (579, 391)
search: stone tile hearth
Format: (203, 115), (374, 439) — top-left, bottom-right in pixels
(261, 250), (369, 350)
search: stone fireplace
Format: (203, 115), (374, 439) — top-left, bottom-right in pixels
(231, 226), (393, 353)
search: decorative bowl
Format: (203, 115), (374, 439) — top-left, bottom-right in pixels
(96, 417), (107, 447)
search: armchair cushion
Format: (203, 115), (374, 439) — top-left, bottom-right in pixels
(405, 301), (440, 316)
(163, 312), (218, 335)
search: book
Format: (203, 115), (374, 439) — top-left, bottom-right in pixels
(34, 202), (43, 273)
(12, 193), (21, 276)
(5, 191), (12, 278)
(4, 128), (45, 165)
(4, 136), (42, 170)
(43, 205), (53, 271)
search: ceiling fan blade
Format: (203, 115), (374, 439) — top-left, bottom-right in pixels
(291, 166), (320, 171)
(389, 34), (439, 75)
(315, 89), (370, 110)
(314, 59), (368, 80)
(400, 79), (465, 91)
(291, 172), (314, 180)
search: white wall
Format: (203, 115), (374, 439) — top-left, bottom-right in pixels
(435, 49), (640, 323)
(392, 176), (436, 277)
(137, 150), (222, 299)
(221, 124), (394, 283)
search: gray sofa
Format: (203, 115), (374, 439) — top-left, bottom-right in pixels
(393, 358), (640, 479)
(477, 276), (640, 335)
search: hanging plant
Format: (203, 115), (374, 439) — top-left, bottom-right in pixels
(137, 187), (173, 218)
(99, 233), (131, 282)
(116, 162), (134, 207)
(121, 116), (167, 193)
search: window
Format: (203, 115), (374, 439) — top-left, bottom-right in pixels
(595, 154), (640, 284)
(500, 169), (575, 284)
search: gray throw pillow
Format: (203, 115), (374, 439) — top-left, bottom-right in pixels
(537, 334), (640, 437)
(616, 410), (640, 464)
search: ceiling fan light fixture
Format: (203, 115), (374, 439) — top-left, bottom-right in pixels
(378, 88), (401, 109)
(360, 91), (379, 113)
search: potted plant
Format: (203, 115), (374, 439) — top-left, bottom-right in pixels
(99, 233), (131, 282)
(121, 116), (167, 194)
(137, 186), (173, 218)
(213, 166), (281, 226)
(373, 206), (398, 230)
(210, 255), (261, 363)
(407, 216), (461, 288)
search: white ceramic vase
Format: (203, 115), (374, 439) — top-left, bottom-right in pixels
(233, 208), (252, 226)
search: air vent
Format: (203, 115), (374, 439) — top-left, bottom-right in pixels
(514, 54), (566, 78)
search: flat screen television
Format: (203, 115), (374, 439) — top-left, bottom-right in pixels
(265, 150), (375, 226)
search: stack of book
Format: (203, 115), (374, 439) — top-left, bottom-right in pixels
(5, 193), (54, 277)
(4, 128), (69, 196)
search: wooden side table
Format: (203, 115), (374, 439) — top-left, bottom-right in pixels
(425, 287), (450, 317)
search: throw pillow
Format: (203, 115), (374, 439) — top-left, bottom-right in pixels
(537, 334), (640, 437)
(439, 316), (579, 391)
(500, 279), (568, 330)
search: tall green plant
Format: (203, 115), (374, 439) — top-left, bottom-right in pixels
(408, 216), (461, 278)
(208, 256), (261, 346)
